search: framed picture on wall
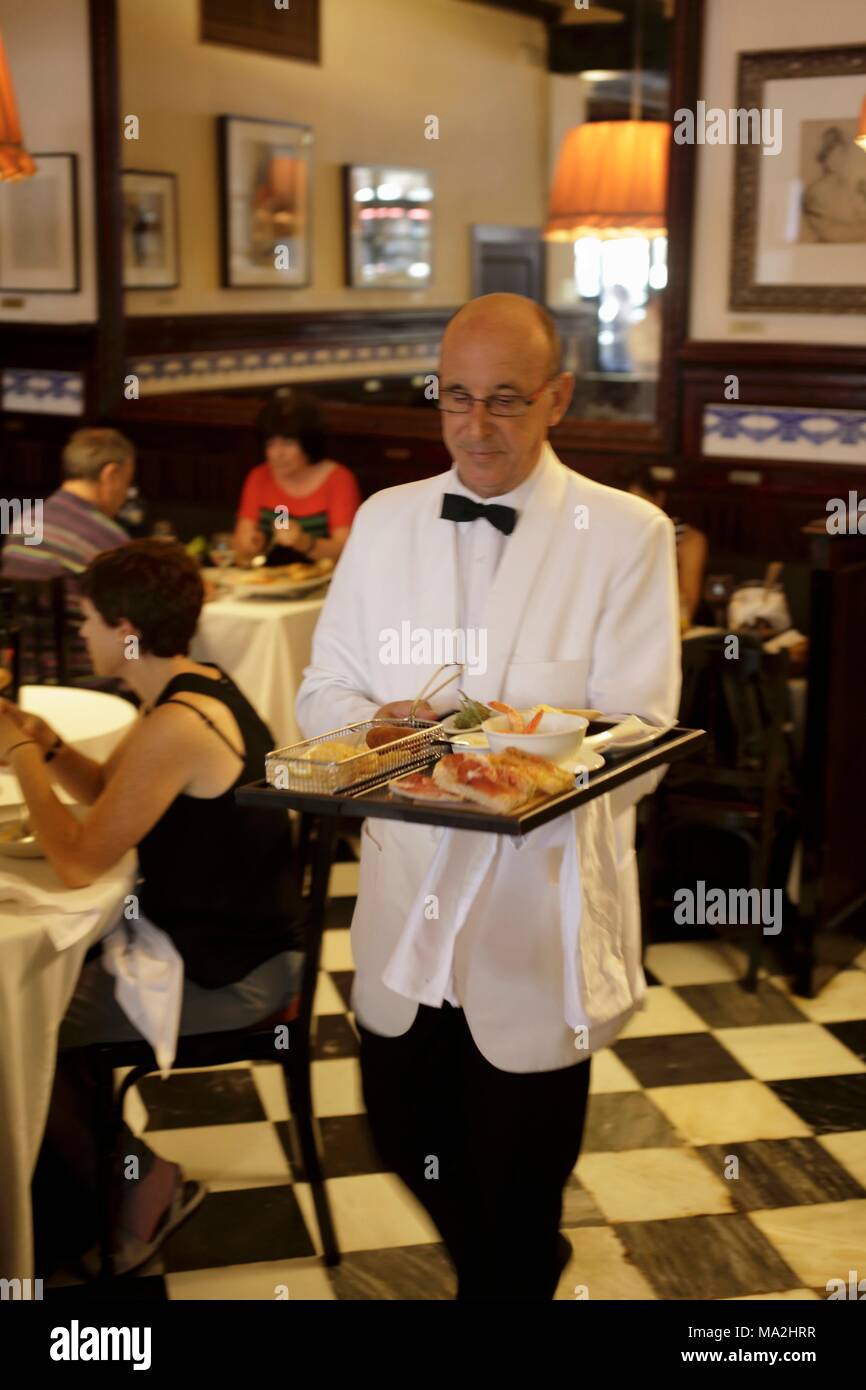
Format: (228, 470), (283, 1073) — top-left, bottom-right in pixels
(342, 165), (434, 289)
(122, 170), (180, 290)
(0, 153), (80, 293)
(218, 115), (313, 288)
(730, 45), (866, 313)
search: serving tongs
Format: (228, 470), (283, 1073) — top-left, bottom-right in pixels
(408, 663), (463, 722)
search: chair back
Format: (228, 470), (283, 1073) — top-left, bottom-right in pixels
(0, 576), (70, 686)
(675, 632), (793, 795)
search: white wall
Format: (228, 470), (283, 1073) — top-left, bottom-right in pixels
(119, 0), (548, 315)
(0, 0), (96, 324)
(690, 0), (866, 345)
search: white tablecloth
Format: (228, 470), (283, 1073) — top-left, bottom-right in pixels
(192, 594), (325, 749)
(0, 686), (138, 808)
(0, 848), (136, 1282)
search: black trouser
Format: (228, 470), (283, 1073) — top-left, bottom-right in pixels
(357, 1001), (592, 1301)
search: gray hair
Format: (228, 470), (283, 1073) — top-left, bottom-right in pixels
(61, 428), (134, 482)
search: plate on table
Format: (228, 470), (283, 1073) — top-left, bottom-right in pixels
(440, 713), (486, 737)
(0, 815), (44, 859)
(236, 573), (332, 600)
(0, 803), (86, 859)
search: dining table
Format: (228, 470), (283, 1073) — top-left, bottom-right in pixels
(0, 684), (138, 1284)
(192, 581), (327, 750)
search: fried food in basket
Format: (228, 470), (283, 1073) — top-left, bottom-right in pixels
(366, 725), (413, 750)
(301, 740), (363, 764)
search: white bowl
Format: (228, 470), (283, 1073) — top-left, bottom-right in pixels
(481, 709), (588, 763)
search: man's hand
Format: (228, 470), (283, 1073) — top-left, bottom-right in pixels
(374, 699), (438, 723)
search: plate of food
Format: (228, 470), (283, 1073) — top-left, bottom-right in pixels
(388, 745), (581, 813)
(440, 692), (495, 736)
(226, 559), (335, 599)
(0, 814), (43, 858)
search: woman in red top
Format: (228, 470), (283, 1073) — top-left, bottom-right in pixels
(233, 389), (361, 566)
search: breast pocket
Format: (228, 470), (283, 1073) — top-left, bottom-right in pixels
(504, 659), (590, 710)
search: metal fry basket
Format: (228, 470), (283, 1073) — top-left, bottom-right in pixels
(265, 718), (441, 794)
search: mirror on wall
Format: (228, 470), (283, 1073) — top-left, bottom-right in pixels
(342, 165), (434, 290)
(544, 0), (674, 428)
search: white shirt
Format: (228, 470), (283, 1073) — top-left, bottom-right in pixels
(439, 458), (544, 1007)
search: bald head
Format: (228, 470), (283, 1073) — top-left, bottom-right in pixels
(437, 294), (574, 498)
(443, 294), (562, 378)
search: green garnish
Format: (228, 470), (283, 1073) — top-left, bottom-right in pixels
(453, 692), (493, 728)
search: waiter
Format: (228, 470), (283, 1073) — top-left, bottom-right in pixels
(296, 293), (680, 1300)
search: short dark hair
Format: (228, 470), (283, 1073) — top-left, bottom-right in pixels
(80, 540), (204, 657)
(257, 388), (327, 463)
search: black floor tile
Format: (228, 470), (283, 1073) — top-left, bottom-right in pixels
(582, 1091), (683, 1153)
(324, 898), (355, 930)
(139, 1069), (266, 1131)
(276, 1113), (385, 1181)
(615, 1213), (800, 1300)
(766, 1074), (866, 1134)
(613, 1033), (750, 1088)
(327, 1243), (456, 1300)
(824, 1020), (866, 1065)
(695, 1138), (865, 1212)
(312, 1012), (359, 1060)
(675, 980), (808, 1030)
(328, 970), (355, 1010)
(160, 1186), (315, 1273)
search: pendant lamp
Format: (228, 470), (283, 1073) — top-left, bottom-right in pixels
(545, 0), (669, 240)
(0, 29), (36, 182)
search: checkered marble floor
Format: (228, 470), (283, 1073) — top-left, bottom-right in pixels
(47, 859), (866, 1302)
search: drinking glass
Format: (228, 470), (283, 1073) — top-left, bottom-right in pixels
(210, 533), (236, 569)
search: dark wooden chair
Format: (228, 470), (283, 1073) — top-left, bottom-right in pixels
(63, 820), (341, 1281)
(0, 575), (70, 686)
(645, 632), (798, 989)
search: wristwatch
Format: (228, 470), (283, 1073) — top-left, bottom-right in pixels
(44, 735), (64, 763)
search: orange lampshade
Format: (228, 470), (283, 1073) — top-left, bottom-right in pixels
(856, 94), (866, 152)
(0, 29), (36, 182)
(545, 120), (670, 240)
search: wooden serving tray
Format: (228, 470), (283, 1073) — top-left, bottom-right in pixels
(236, 725), (706, 836)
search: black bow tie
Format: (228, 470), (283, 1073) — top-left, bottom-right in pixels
(440, 493), (517, 535)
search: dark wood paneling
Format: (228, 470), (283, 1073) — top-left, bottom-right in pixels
(125, 309), (455, 357)
(89, 0), (124, 417)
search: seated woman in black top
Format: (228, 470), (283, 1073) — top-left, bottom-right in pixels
(0, 540), (306, 1276)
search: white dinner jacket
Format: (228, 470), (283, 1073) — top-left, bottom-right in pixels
(295, 444), (681, 1071)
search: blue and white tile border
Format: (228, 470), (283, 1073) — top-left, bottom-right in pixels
(127, 338), (441, 395)
(2, 369), (85, 416)
(703, 405), (866, 467)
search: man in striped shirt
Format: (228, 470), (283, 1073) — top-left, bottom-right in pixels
(1, 428), (134, 681)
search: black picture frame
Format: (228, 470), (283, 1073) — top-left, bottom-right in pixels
(122, 169), (180, 290)
(0, 152), (80, 294)
(730, 44), (866, 314)
(218, 114), (314, 289)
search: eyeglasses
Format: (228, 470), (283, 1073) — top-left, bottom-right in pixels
(436, 375), (560, 418)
